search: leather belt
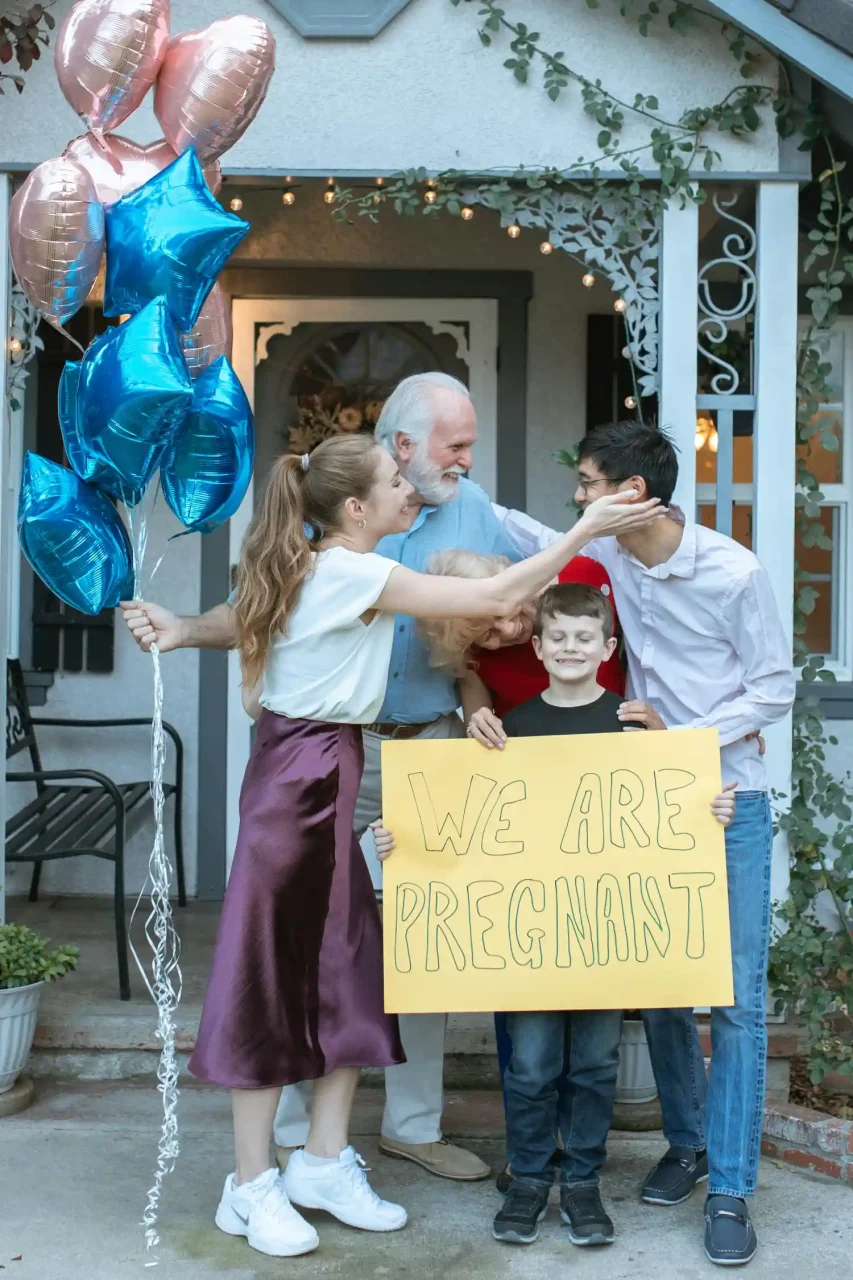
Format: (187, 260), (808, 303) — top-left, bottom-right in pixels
(362, 720), (436, 739)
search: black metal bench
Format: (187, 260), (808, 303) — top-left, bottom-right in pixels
(5, 658), (185, 1000)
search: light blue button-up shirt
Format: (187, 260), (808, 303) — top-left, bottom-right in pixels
(375, 478), (523, 724)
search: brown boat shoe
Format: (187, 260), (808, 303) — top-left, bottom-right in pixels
(377, 1136), (491, 1181)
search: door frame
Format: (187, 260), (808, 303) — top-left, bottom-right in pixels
(196, 268), (532, 899)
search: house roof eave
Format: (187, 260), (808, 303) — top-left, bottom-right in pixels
(704, 0), (853, 101)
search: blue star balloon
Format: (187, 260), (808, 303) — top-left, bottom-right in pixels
(103, 148), (249, 331)
(18, 453), (134, 615)
(161, 356), (255, 533)
(66, 296), (194, 506)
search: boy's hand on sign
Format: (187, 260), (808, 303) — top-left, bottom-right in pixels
(617, 700), (667, 731)
(466, 707), (507, 749)
(370, 820), (396, 861)
(711, 781), (738, 827)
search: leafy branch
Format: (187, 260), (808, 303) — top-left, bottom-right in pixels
(0, 3), (56, 95)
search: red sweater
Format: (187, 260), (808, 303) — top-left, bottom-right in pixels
(471, 557), (625, 717)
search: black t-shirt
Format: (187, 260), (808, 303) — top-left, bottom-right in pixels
(502, 688), (639, 738)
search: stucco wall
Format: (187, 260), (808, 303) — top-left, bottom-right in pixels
(0, 0), (781, 175)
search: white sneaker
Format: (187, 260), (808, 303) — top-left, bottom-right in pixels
(284, 1146), (408, 1232)
(215, 1167), (319, 1257)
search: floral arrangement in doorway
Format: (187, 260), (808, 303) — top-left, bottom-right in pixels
(287, 393), (386, 454)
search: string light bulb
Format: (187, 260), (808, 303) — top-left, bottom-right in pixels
(614, 297), (627, 313)
(624, 395), (637, 410)
(582, 272), (595, 288)
(324, 189), (336, 204)
(539, 240), (554, 255)
(461, 206), (474, 221)
(282, 190), (295, 206)
(8, 336), (22, 354)
(622, 346), (631, 359)
(284, 176), (294, 184)
(426, 178), (437, 189)
(229, 196), (243, 212)
(507, 224), (521, 239)
(424, 190), (438, 204)
(376, 177), (385, 187)
(373, 193), (382, 204)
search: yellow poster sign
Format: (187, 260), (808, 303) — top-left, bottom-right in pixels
(382, 729), (733, 1013)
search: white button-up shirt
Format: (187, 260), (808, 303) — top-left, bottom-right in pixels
(492, 505), (796, 792)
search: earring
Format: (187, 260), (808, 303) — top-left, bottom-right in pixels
(358, 519), (367, 529)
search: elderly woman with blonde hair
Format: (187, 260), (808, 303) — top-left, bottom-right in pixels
(420, 546), (625, 749)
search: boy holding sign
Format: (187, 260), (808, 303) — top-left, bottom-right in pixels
(377, 581), (735, 1251)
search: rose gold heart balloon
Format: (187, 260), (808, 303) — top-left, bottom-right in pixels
(179, 283), (232, 378)
(64, 132), (222, 205)
(154, 16), (276, 165)
(55, 0), (171, 148)
(10, 157), (105, 338)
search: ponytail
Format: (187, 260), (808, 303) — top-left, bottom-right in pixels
(234, 433), (382, 687)
(235, 453), (311, 687)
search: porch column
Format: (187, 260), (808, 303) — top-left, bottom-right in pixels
(754, 181), (799, 904)
(0, 174), (12, 924)
(659, 197), (699, 516)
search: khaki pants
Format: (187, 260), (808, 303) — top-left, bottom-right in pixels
(274, 712), (465, 1146)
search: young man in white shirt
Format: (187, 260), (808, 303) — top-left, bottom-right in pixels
(494, 420), (795, 1268)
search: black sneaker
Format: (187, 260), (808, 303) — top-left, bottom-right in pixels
(496, 1150), (560, 1196)
(492, 1183), (550, 1245)
(704, 1195), (757, 1266)
(496, 1162), (513, 1196)
(559, 1185), (615, 1246)
(641, 1145), (708, 1205)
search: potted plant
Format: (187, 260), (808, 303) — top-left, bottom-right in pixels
(0, 924), (78, 1093)
(616, 1010), (658, 1104)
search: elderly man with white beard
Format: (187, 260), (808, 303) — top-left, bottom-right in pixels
(121, 371), (527, 1183)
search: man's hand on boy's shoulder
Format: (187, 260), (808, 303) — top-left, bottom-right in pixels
(466, 706), (508, 750)
(617, 700), (667, 730)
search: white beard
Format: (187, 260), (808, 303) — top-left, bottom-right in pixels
(404, 446), (465, 506)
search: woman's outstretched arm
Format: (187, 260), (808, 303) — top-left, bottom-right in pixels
(376, 490), (663, 621)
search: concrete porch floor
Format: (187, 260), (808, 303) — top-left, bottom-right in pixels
(1, 1079), (851, 1280)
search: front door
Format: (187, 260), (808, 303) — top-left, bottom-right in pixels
(227, 296), (499, 870)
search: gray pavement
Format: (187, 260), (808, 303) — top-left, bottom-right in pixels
(0, 1080), (850, 1280)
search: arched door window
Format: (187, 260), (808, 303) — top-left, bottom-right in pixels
(253, 320), (470, 475)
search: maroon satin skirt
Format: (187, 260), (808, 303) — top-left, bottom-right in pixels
(189, 711), (405, 1089)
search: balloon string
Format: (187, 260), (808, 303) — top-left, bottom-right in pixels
(56, 323), (85, 355)
(128, 643), (183, 1260)
(126, 504), (183, 1261)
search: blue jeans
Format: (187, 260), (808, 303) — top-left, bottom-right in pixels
(643, 791), (773, 1199)
(503, 1009), (623, 1188)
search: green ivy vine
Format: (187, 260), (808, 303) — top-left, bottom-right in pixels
(334, 0), (853, 1081)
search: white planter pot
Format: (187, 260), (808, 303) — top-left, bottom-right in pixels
(616, 1018), (658, 1104)
(0, 981), (44, 1093)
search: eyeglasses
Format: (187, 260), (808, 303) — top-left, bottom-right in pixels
(576, 476), (626, 494)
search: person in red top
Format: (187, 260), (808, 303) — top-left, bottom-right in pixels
(473, 557), (624, 713)
(420, 550), (625, 746)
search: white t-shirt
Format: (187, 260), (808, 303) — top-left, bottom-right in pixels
(260, 546), (398, 723)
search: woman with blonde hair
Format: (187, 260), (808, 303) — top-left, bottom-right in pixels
(420, 547), (625, 742)
(188, 432), (664, 1260)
